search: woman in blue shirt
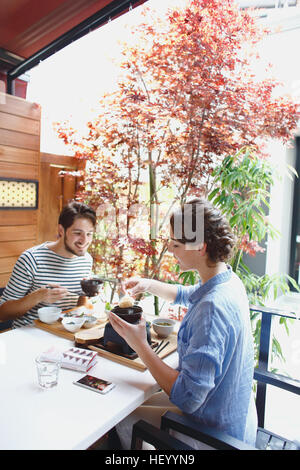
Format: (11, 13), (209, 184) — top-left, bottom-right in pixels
(109, 198), (257, 449)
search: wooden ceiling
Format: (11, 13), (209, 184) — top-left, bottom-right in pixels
(0, 0), (147, 72)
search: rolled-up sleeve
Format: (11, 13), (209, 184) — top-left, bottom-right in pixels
(170, 301), (228, 415)
(170, 348), (217, 414)
(173, 283), (201, 307)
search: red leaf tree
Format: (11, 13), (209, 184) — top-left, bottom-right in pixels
(55, 0), (299, 290)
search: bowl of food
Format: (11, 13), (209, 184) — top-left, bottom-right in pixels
(61, 306), (87, 319)
(110, 305), (143, 324)
(61, 316), (85, 333)
(38, 306), (62, 324)
(152, 318), (176, 338)
(82, 315), (98, 329)
(118, 294), (135, 309)
(80, 278), (103, 297)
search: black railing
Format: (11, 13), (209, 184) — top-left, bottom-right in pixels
(250, 305), (300, 427)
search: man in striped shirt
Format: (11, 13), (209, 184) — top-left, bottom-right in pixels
(0, 201), (96, 328)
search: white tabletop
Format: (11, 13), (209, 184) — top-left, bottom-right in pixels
(0, 326), (178, 450)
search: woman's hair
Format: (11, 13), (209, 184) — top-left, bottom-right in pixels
(170, 198), (236, 264)
(58, 201), (97, 230)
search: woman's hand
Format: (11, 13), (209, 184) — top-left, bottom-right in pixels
(109, 311), (179, 396)
(108, 311), (149, 354)
(123, 277), (152, 297)
(123, 277), (178, 303)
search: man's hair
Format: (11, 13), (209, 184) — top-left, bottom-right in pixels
(58, 201), (97, 230)
(170, 198), (236, 263)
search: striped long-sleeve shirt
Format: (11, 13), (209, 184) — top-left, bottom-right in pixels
(0, 242), (93, 328)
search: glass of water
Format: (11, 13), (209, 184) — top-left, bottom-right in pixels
(35, 355), (61, 388)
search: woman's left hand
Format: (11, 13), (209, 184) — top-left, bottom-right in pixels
(109, 312), (179, 396)
(108, 311), (148, 353)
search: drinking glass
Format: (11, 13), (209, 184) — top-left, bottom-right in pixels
(35, 355), (61, 388)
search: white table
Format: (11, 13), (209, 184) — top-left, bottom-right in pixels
(0, 326), (178, 450)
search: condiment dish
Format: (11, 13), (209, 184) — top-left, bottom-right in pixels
(62, 316), (85, 333)
(60, 306), (87, 318)
(152, 318), (176, 338)
(82, 315), (98, 329)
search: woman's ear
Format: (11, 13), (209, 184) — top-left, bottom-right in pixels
(185, 241), (207, 253)
(198, 242), (207, 256)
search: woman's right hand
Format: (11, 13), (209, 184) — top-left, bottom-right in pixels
(123, 277), (152, 297)
(123, 277), (178, 303)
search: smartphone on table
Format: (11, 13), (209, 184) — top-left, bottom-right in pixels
(73, 375), (115, 394)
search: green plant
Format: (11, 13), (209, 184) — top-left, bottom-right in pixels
(208, 146), (299, 366)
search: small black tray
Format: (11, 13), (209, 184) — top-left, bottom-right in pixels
(91, 338), (159, 361)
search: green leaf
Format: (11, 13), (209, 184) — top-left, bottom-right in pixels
(208, 187), (219, 201)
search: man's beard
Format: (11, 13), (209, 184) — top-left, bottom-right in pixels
(64, 235), (85, 256)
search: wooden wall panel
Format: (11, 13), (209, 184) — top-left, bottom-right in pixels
(0, 240), (36, 258)
(0, 273), (12, 286)
(0, 93), (41, 120)
(0, 210), (37, 226)
(0, 256), (19, 273)
(0, 112), (40, 135)
(0, 145), (39, 165)
(0, 129), (40, 151)
(0, 93), (81, 289)
(0, 92), (41, 287)
(0, 161), (39, 179)
(0, 225), (37, 241)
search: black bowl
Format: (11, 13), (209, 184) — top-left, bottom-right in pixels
(111, 305), (142, 324)
(80, 278), (103, 297)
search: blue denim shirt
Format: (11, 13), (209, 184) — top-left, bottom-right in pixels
(170, 266), (257, 445)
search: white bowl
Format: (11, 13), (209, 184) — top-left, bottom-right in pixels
(61, 306), (87, 318)
(61, 316), (85, 333)
(152, 318), (176, 338)
(82, 315), (98, 329)
(38, 307), (62, 324)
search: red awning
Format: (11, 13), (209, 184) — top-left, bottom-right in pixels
(0, 0), (147, 73)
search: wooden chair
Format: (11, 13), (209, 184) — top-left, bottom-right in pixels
(131, 305), (300, 450)
(0, 287), (13, 333)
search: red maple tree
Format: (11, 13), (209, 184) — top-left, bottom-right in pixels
(55, 0), (299, 287)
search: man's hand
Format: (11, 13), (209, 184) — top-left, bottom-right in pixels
(42, 283), (69, 304)
(0, 283), (69, 321)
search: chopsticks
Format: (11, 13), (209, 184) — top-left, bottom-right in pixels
(155, 340), (170, 355)
(154, 340), (164, 352)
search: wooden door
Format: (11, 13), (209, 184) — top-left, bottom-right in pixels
(38, 153), (81, 244)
